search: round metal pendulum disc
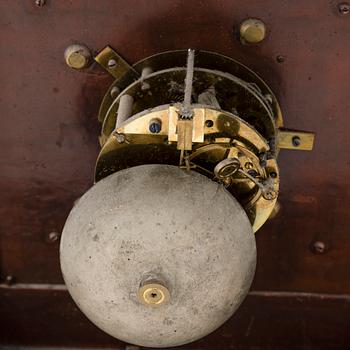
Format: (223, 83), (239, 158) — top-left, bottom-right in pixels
(60, 164), (256, 348)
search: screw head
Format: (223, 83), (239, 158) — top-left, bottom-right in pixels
(46, 231), (59, 244)
(292, 136), (301, 147)
(310, 241), (327, 254)
(115, 133), (126, 143)
(276, 55), (286, 63)
(338, 2), (350, 14)
(205, 119), (214, 128)
(239, 19), (266, 44)
(149, 119), (162, 134)
(5, 275), (15, 285)
(108, 59), (118, 69)
(64, 44), (91, 70)
(35, 0), (46, 6)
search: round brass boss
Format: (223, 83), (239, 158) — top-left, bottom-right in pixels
(138, 283), (170, 306)
(64, 44), (91, 70)
(239, 19), (266, 44)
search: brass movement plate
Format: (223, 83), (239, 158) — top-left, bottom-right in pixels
(95, 106), (278, 232)
(95, 50), (283, 148)
(94, 49), (314, 233)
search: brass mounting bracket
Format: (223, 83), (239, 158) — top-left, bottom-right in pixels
(277, 129), (315, 151)
(95, 46), (140, 80)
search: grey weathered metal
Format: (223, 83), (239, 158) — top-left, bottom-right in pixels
(60, 164), (256, 347)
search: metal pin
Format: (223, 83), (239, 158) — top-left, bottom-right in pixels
(116, 94), (134, 128)
(110, 86), (121, 99)
(141, 67), (153, 91)
(182, 49), (195, 118)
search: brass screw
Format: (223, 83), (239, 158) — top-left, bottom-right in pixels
(138, 283), (170, 306)
(64, 44), (91, 70)
(239, 19), (266, 44)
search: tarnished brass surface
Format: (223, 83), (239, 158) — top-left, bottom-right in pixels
(95, 46), (139, 80)
(114, 106), (268, 152)
(96, 50), (283, 147)
(177, 119), (193, 151)
(101, 68), (277, 148)
(95, 106), (279, 232)
(93, 49), (313, 234)
(137, 283), (170, 306)
(168, 106), (204, 144)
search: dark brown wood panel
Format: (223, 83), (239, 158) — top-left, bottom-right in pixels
(1, 0), (350, 348)
(1, 288), (350, 350)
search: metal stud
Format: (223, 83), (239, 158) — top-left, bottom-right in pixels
(64, 44), (91, 70)
(239, 19), (266, 44)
